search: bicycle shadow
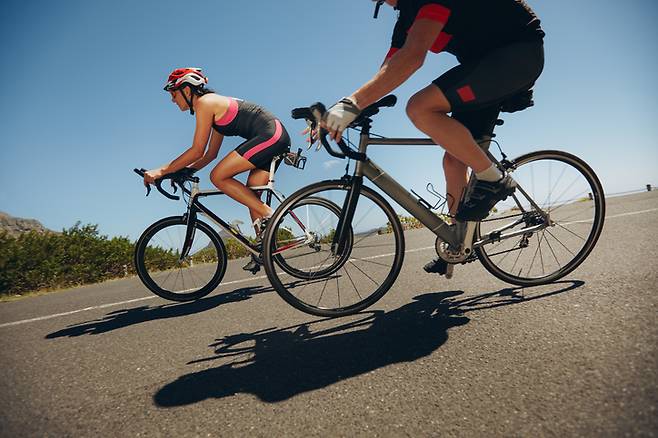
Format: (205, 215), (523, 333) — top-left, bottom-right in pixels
(153, 280), (583, 406)
(44, 275), (341, 339)
(44, 285), (271, 339)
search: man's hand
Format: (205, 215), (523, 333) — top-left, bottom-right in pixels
(323, 97), (361, 140)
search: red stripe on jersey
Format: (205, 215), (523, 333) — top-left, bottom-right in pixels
(430, 32), (453, 53)
(416, 4), (451, 24)
(457, 85), (476, 103)
(385, 47), (400, 60)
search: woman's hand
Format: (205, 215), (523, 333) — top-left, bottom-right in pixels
(143, 167), (165, 186)
(301, 123), (319, 148)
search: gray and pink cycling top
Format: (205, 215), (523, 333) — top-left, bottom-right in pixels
(212, 97), (280, 140)
(212, 96), (290, 171)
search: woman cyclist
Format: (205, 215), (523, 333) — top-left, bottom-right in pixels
(144, 67), (291, 273)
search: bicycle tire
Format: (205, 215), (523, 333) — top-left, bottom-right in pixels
(134, 216), (228, 301)
(262, 180), (405, 317)
(475, 150), (605, 286)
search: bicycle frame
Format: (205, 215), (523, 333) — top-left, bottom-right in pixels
(331, 122), (541, 257)
(333, 125), (472, 253)
(179, 156), (310, 258)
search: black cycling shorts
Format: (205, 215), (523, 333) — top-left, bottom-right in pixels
(432, 40), (544, 139)
(234, 119), (291, 172)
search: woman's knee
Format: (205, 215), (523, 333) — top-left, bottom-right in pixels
(210, 167), (232, 188)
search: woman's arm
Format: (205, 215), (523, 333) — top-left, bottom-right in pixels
(144, 95), (227, 184)
(190, 130), (223, 170)
(159, 98), (215, 174)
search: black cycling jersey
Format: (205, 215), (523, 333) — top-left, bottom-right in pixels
(213, 97), (290, 171)
(388, 0), (544, 63)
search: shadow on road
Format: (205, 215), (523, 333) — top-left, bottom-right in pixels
(45, 285), (271, 339)
(154, 280), (583, 406)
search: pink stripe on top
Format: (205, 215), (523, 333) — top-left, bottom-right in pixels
(243, 120), (283, 160)
(214, 97), (239, 126)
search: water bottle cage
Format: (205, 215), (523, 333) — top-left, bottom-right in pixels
(411, 183), (447, 212)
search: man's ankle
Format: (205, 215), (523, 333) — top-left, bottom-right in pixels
(475, 164), (503, 182)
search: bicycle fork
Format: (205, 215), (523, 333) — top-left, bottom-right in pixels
(331, 176), (363, 255)
(180, 184), (200, 261)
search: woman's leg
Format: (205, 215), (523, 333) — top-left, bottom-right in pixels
(209, 152), (272, 218)
(245, 169), (272, 233)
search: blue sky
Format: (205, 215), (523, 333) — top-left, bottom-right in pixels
(1, 0), (657, 240)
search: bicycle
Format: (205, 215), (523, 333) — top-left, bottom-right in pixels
(260, 93), (606, 317)
(132, 150), (349, 302)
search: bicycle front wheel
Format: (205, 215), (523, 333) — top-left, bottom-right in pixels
(271, 196), (353, 280)
(476, 150), (605, 286)
(134, 216), (228, 301)
(262, 181), (405, 317)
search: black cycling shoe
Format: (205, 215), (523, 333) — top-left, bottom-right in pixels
(423, 258), (448, 275)
(455, 175), (517, 222)
(242, 253), (262, 275)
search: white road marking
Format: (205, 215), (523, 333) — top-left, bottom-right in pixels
(563, 207), (658, 225)
(0, 276), (269, 329)
(2, 207), (657, 329)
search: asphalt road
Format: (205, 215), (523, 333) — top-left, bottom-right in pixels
(1, 192), (657, 437)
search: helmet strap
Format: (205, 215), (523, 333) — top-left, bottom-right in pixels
(182, 86), (195, 115)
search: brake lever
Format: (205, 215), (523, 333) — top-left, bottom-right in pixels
(134, 168), (151, 196)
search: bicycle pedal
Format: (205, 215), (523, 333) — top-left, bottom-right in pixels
(445, 264), (454, 279)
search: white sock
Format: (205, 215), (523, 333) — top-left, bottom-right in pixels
(475, 164), (503, 182)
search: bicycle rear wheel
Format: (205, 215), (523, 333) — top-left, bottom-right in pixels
(475, 150), (605, 286)
(262, 181), (405, 317)
(271, 197), (353, 280)
(134, 216), (228, 301)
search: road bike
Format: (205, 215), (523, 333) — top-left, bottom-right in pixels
(132, 150), (349, 302)
(260, 93), (606, 317)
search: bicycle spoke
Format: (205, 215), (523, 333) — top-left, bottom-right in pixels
(510, 240), (526, 276)
(542, 230), (562, 268)
(315, 277), (329, 308)
(544, 228), (577, 257)
(554, 222), (587, 242)
(342, 263), (363, 301)
(348, 257), (393, 268)
(541, 161), (568, 209)
(546, 173), (583, 211)
(348, 260), (381, 286)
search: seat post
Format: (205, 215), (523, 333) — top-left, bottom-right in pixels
(267, 157), (278, 186)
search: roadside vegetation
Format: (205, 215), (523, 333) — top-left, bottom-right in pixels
(1, 216), (432, 299)
(0, 222), (274, 298)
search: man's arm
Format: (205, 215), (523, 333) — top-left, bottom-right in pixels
(351, 18), (445, 109)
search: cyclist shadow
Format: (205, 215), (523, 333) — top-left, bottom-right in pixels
(45, 285), (271, 339)
(154, 280), (583, 406)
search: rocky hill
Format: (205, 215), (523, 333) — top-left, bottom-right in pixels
(0, 211), (51, 237)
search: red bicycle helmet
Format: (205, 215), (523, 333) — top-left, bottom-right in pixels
(163, 67), (208, 91)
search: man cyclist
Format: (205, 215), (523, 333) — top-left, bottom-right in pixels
(323, 0), (544, 275)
